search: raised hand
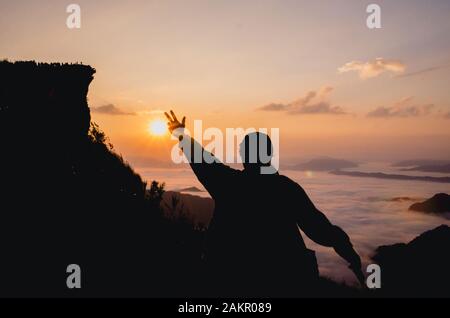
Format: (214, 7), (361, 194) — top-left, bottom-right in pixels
(164, 110), (186, 134)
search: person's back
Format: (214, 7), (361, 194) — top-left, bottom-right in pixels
(205, 170), (319, 296)
(165, 111), (364, 297)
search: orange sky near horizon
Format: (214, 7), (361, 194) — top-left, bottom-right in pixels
(1, 0), (450, 163)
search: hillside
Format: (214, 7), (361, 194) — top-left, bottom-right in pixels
(372, 225), (450, 297)
(0, 60), (202, 297)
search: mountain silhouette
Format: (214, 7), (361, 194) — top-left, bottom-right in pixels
(176, 186), (205, 193)
(162, 191), (214, 229)
(409, 193), (450, 217)
(372, 225), (450, 297)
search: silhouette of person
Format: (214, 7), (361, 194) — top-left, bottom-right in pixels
(165, 111), (364, 297)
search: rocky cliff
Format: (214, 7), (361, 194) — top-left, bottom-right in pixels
(0, 61), (166, 296)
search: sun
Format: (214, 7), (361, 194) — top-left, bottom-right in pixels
(148, 119), (168, 136)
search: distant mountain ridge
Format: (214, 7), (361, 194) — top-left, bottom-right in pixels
(400, 164), (450, 174)
(162, 191), (214, 227)
(409, 193), (450, 217)
(285, 157), (358, 171)
(176, 186), (204, 192)
(392, 159), (450, 167)
(331, 170), (450, 183)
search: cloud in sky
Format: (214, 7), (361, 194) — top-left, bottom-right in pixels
(259, 87), (346, 115)
(135, 109), (165, 116)
(318, 86), (334, 98)
(338, 58), (406, 79)
(367, 97), (435, 118)
(91, 104), (136, 116)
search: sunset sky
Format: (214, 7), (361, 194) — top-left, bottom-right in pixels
(1, 0), (450, 164)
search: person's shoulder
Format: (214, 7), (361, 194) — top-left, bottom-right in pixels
(277, 174), (304, 190)
(277, 173), (296, 183)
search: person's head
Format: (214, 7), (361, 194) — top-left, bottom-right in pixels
(239, 132), (273, 173)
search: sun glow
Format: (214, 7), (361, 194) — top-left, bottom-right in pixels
(149, 119), (168, 136)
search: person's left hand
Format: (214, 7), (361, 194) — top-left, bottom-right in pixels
(335, 244), (365, 287)
(349, 261), (365, 287)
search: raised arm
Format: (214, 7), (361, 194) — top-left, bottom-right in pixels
(294, 183), (365, 285)
(165, 111), (236, 198)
